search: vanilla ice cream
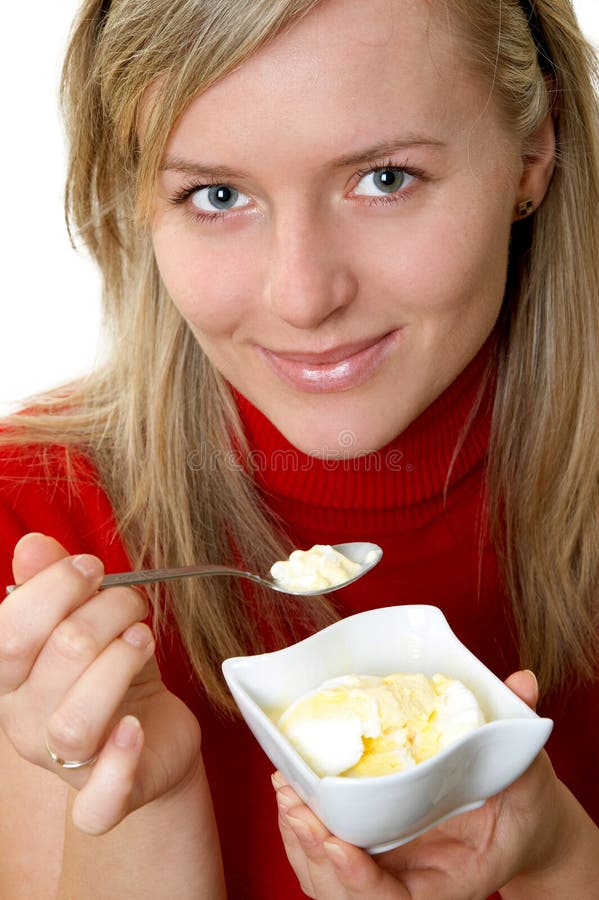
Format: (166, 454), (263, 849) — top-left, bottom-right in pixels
(270, 544), (362, 592)
(278, 672), (485, 777)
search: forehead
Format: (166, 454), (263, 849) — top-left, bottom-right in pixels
(163, 0), (493, 166)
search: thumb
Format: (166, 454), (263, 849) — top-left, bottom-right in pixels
(12, 533), (71, 585)
(504, 669), (539, 712)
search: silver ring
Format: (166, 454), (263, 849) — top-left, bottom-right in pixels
(45, 737), (99, 770)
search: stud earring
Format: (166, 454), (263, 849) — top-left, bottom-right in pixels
(517, 199), (534, 218)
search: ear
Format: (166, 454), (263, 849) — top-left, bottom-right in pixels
(513, 113), (556, 221)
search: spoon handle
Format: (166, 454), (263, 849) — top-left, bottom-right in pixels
(100, 565), (262, 590)
(5, 542), (382, 595)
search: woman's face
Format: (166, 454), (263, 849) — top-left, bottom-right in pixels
(151, 0), (525, 456)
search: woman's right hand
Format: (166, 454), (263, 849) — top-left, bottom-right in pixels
(0, 532), (203, 835)
(274, 671), (599, 899)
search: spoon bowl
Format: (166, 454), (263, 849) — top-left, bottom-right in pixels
(95, 541), (383, 595)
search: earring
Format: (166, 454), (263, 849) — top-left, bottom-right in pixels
(516, 199), (534, 218)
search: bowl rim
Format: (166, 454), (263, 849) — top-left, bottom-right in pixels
(222, 604), (554, 785)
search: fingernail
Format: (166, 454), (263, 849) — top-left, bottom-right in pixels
(114, 715), (142, 750)
(286, 814), (316, 846)
(271, 771), (286, 790)
(122, 623), (154, 650)
(130, 585), (150, 612)
(15, 532), (46, 551)
(13, 531), (45, 555)
(276, 790), (294, 810)
(523, 669), (539, 694)
(72, 554), (104, 580)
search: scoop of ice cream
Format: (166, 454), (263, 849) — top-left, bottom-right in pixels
(270, 545), (362, 592)
(278, 672), (485, 777)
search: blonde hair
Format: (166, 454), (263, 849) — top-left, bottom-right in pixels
(451, 0), (599, 696)
(3, 0), (598, 706)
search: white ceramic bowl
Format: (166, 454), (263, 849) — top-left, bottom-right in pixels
(222, 605), (553, 853)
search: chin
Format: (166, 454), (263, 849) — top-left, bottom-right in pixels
(276, 419), (397, 460)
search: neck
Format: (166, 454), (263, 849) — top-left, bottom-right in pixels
(233, 340), (495, 517)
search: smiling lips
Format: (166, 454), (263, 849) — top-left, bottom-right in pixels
(258, 330), (400, 392)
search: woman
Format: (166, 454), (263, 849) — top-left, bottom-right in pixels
(1, 0), (598, 897)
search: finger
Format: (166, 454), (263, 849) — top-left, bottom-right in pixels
(322, 839), (411, 900)
(0, 554), (105, 693)
(282, 800), (362, 900)
(12, 532), (70, 585)
(505, 669), (539, 711)
(29, 585), (149, 698)
(274, 776), (411, 900)
(71, 715), (144, 834)
(44, 624), (155, 771)
(274, 780), (317, 898)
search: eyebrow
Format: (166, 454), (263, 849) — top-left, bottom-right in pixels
(160, 137), (446, 181)
(329, 137), (446, 169)
(159, 157), (248, 181)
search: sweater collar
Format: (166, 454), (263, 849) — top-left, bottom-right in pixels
(233, 341), (494, 512)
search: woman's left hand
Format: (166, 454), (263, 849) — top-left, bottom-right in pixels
(272, 671), (588, 899)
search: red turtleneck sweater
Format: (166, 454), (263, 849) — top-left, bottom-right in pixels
(0, 349), (595, 899)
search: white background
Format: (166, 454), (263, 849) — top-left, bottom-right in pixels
(1, 2), (598, 415)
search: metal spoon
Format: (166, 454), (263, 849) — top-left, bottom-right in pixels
(97, 541), (383, 595)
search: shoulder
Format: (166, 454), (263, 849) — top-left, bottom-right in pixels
(0, 438), (131, 583)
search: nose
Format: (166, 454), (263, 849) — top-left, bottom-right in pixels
(265, 210), (358, 330)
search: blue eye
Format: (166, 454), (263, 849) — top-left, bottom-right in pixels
(190, 184), (251, 213)
(354, 167), (414, 196)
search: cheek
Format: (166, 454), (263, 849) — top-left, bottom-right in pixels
(383, 205), (512, 320)
(151, 226), (259, 333)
